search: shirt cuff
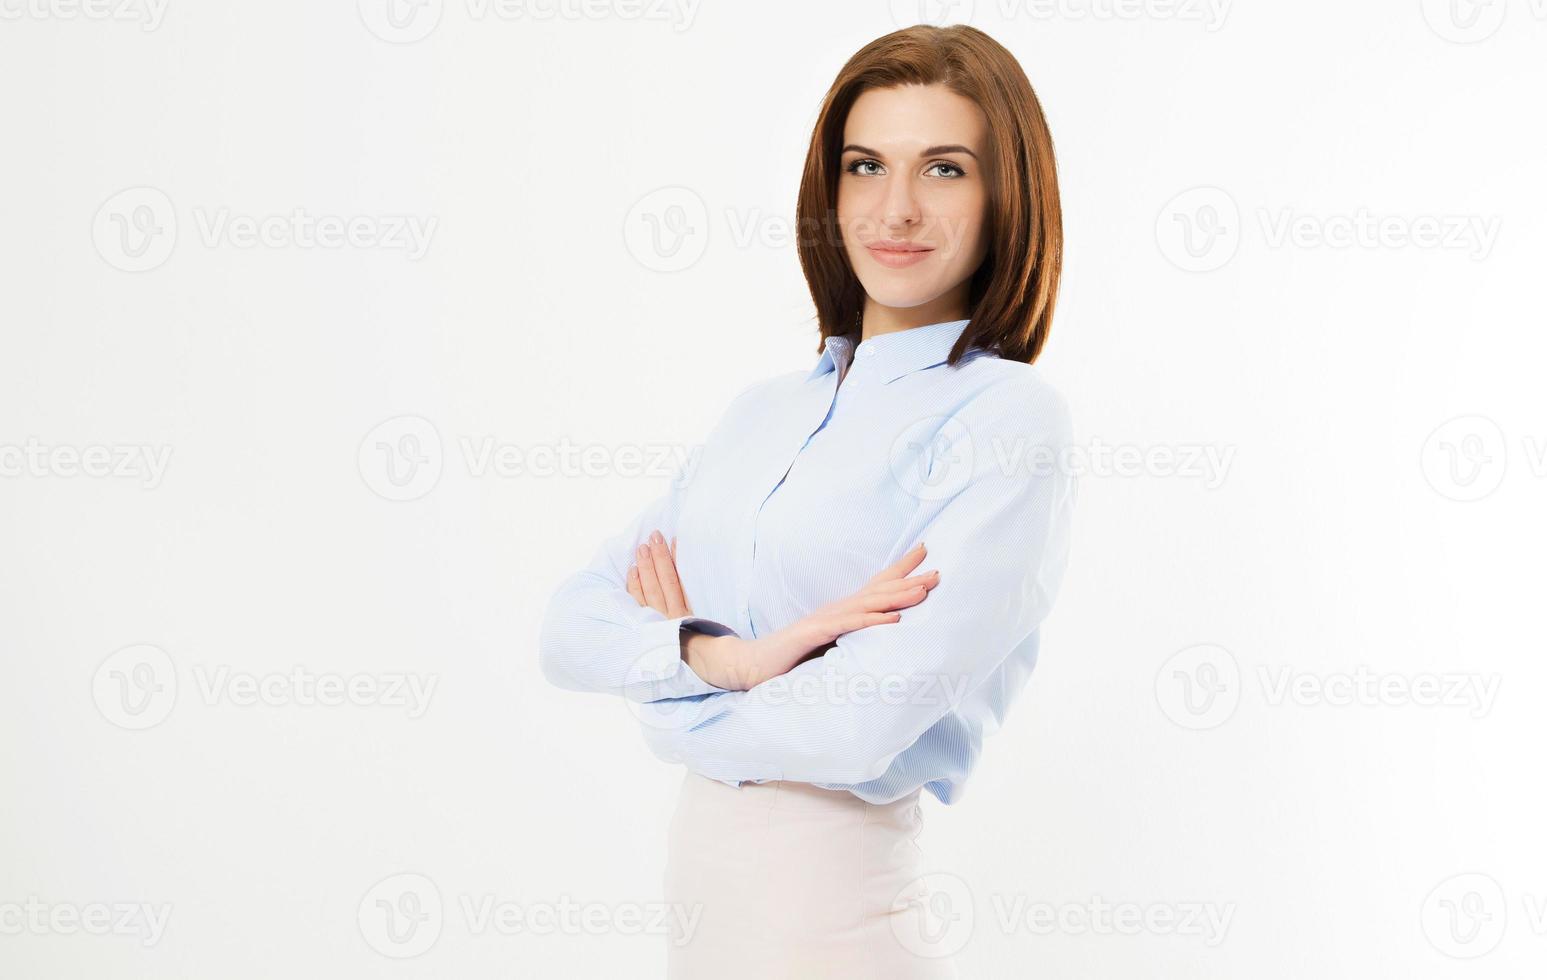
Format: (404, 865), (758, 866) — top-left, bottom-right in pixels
(634, 615), (739, 700)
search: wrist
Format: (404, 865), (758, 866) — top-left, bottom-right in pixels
(682, 630), (747, 691)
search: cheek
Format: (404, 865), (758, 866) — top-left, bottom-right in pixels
(835, 180), (873, 221)
(934, 192), (989, 259)
(836, 184), (883, 245)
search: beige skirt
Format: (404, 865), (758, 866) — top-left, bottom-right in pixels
(663, 770), (958, 979)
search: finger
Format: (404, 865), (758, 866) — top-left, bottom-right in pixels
(635, 542), (667, 613)
(817, 610), (903, 641)
(860, 569), (940, 600)
(647, 531), (689, 618)
(840, 571), (938, 610)
(796, 607), (903, 648)
(864, 542), (927, 586)
(860, 582), (932, 613)
(626, 564), (647, 606)
(668, 536), (693, 614)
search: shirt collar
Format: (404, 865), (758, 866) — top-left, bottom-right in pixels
(805, 318), (987, 385)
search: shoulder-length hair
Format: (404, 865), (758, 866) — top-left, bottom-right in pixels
(796, 24), (1063, 367)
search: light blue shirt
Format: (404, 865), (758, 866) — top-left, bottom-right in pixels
(539, 318), (1076, 804)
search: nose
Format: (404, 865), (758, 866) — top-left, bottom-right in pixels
(880, 171), (922, 230)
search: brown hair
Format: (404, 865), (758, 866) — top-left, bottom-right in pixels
(795, 25), (1063, 367)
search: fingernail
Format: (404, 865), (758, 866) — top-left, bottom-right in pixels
(637, 543), (648, 557)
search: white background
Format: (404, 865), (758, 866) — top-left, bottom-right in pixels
(2, 0), (1544, 977)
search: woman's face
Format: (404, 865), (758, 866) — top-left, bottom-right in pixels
(836, 83), (992, 322)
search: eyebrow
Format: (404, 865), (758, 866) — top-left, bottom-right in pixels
(841, 143), (980, 161)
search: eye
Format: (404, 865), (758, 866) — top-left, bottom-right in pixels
(927, 161), (967, 179)
(844, 158), (884, 176)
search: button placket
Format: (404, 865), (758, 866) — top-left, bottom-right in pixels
(743, 365), (845, 640)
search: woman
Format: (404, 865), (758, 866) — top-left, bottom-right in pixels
(539, 24), (1074, 978)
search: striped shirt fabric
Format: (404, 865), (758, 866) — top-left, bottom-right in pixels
(539, 318), (1077, 804)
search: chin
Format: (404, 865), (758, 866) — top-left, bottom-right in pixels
(849, 250), (963, 311)
(853, 279), (947, 311)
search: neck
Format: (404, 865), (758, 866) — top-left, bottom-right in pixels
(859, 289), (970, 344)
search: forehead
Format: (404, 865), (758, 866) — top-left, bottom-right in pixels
(842, 83), (988, 152)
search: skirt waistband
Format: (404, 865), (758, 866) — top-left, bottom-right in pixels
(682, 770), (922, 815)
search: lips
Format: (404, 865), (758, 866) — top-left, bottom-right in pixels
(865, 241), (935, 269)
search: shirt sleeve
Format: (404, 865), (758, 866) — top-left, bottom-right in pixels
(636, 377), (1077, 784)
(537, 454), (740, 704)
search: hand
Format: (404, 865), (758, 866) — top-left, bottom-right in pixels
(683, 542), (940, 691)
(626, 529), (692, 617)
